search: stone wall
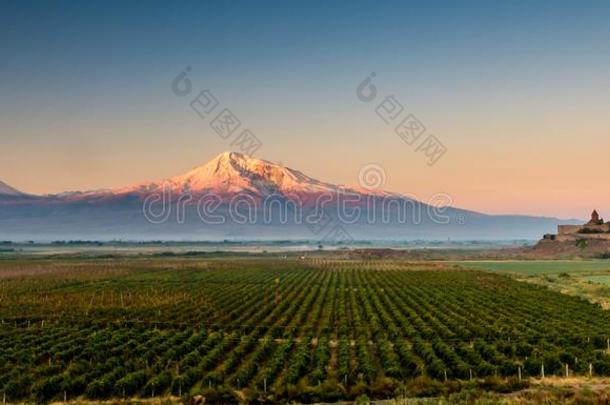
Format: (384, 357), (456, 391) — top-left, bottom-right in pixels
(558, 225), (583, 235)
(558, 224), (610, 235)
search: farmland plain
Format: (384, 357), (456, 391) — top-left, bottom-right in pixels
(1, 255), (610, 403)
(453, 260), (610, 311)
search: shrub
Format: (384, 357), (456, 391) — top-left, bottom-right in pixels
(405, 376), (445, 397)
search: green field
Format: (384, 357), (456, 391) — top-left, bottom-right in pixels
(451, 260), (610, 313)
(2, 257), (610, 403)
(453, 260), (610, 275)
(584, 275), (610, 286)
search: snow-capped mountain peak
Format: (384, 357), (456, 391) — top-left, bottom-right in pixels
(118, 151), (343, 197)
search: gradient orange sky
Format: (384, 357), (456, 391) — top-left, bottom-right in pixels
(2, 1), (609, 220)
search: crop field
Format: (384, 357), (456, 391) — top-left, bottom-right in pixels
(1, 257), (610, 403)
(453, 260), (610, 311)
(452, 260), (610, 275)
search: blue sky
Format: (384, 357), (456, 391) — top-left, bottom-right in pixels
(1, 0), (610, 217)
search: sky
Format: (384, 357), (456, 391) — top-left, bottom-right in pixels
(1, 0), (609, 219)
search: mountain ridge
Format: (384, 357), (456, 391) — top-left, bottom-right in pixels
(69, 151), (400, 201)
(0, 151), (581, 241)
(0, 180), (25, 196)
(0, 152), (583, 222)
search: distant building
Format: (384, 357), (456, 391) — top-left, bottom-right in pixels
(543, 210), (610, 241)
(586, 210), (604, 225)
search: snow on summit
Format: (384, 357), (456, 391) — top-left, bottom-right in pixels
(117, 151), (347, 197)
(53, 151), (403, 202)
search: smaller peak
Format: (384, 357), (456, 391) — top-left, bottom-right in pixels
(0, 180), (25, 196)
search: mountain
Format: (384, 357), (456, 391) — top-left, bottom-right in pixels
(0, 180), (25, 196)
(114, 151), (345, 197)
(87, 151), (395, 200)
(0, 152), (578, 242)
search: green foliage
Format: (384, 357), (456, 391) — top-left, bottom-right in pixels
(1, 257), (610, 402)
(406, 376), (446, 397)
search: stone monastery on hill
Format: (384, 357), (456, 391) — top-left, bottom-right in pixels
(544, 210), (610, 241)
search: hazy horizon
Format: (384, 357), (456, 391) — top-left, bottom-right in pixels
(2, 0), (610, 219)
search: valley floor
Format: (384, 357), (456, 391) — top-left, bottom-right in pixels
(452, 260), (610, 309)
(0, 251), (610, 404)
